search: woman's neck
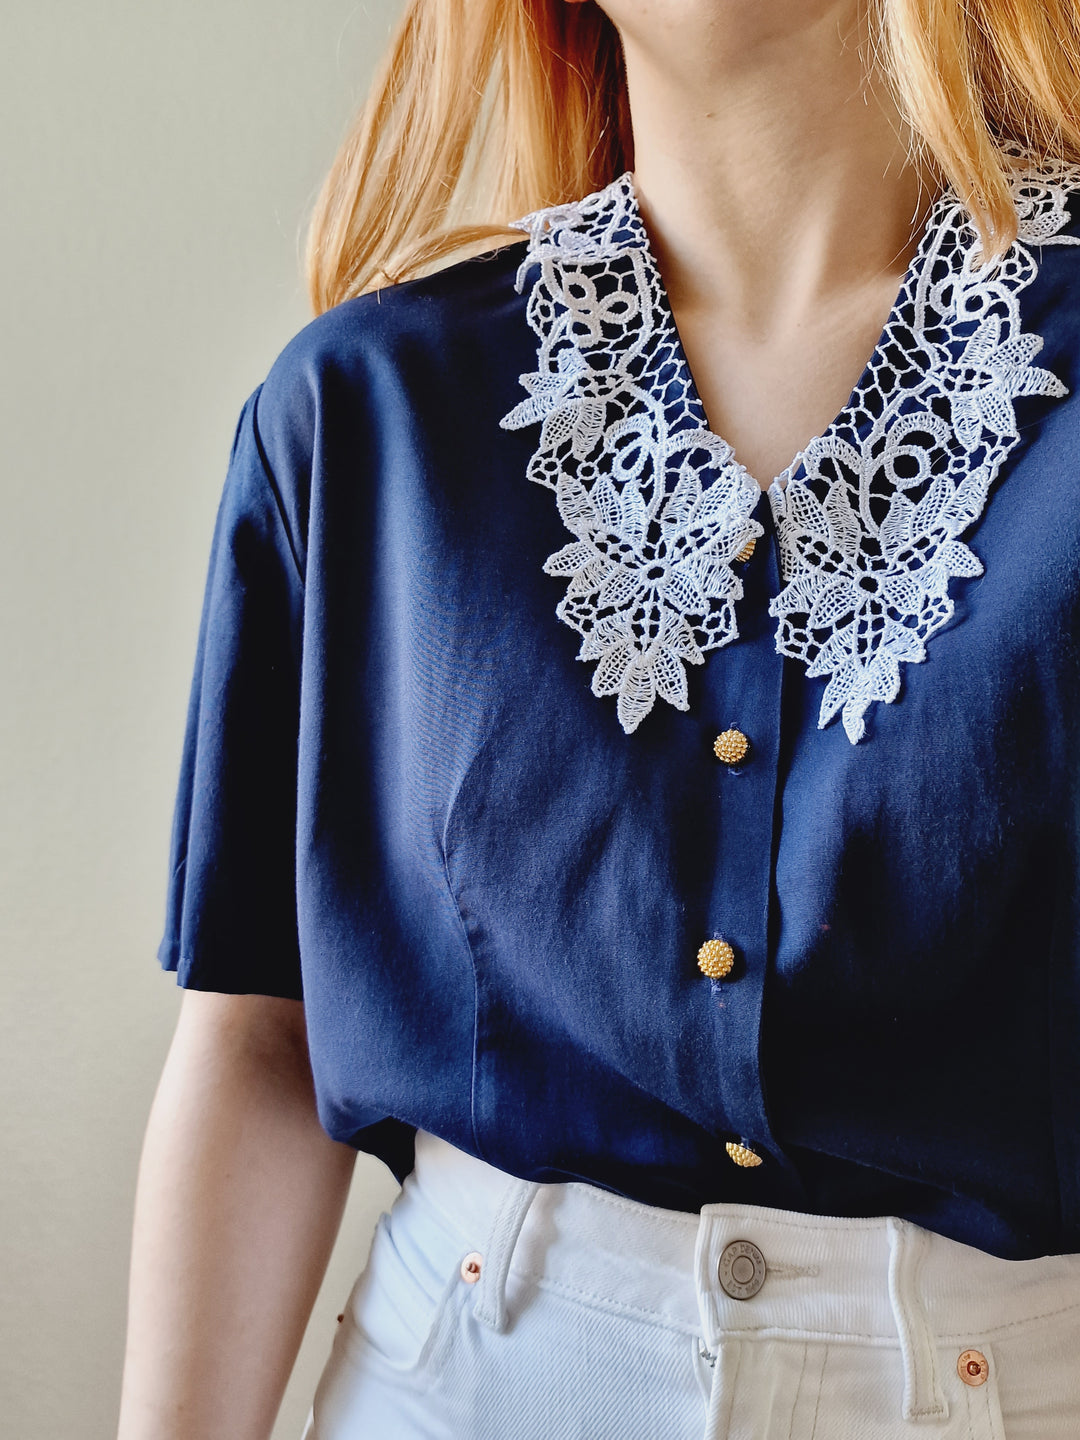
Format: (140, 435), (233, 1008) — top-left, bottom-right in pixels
(620, 1), (938, 329)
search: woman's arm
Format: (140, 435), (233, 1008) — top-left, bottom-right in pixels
(116, 990), (358, 1440)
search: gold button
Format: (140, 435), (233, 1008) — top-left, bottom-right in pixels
(725, 1140), (764, 1168)
(734, 537), (757, 563)
(460, 1252), (483, 1283)
(713, 728), (750, 765)
(957, 1350), (989, 1387)
(697, 938), (735, 979)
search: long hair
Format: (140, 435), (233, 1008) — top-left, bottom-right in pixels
(304, 0), (1080, 313)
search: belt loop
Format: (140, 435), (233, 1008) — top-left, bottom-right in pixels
(887, 1217), (948, 1421)
(472, 1176), (541, 1333)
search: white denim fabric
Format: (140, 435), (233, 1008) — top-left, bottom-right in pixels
(301, 1130), (1080, 1439)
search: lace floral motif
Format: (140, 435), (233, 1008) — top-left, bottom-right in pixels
(767, 171), (1080, 740)
(499, 177), (764, 734)
(501, 167), (1079, 741)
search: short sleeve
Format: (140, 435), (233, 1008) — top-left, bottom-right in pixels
(156, 385), (306, 999)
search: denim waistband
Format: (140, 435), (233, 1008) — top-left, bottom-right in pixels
(405, 1129), (1080, 1421)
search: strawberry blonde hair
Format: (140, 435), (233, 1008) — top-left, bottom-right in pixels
(304, 0), (1080, 312)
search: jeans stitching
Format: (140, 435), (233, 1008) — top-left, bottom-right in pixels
(787, 1342), (809, 1440)
(809, 1345), (828, 1440)
(522, 1271), (700, 1334)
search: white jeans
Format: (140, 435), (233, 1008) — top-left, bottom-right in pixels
(302, 1130), (1080, 1439)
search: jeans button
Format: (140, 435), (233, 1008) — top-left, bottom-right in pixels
(718, 1239), (766, 1299)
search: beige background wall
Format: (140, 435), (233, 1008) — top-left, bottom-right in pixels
(1, 5), (405, 1437)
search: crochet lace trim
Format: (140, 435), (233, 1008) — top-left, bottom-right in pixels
(500, 166), (1078, 741)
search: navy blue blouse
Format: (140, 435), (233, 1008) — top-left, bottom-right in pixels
(157, 165), (1080, 1261)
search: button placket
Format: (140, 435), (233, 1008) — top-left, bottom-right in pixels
(694, 495), (807, 1206)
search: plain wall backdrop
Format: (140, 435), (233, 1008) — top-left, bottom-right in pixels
(1, 5), (406, 1437)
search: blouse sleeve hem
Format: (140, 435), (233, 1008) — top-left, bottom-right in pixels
(156, 938), (304, 1003)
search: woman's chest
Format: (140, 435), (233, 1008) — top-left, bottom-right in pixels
(305, 383), (1080, 906)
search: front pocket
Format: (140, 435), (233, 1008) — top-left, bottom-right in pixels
(339, 1206), (465, 1379)
(968, 1310), (1080, 1440)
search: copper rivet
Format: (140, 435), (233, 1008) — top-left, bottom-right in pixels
(460, 1251), (484, 1283)
(957, 1349), (989, 1387)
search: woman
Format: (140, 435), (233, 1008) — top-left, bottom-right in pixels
(118, 0), (1080, 1436)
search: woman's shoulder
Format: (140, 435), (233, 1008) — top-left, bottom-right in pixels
(265, 241), (528, 398)
(234, 241), (531, 567)
(251, 239), (529, 468)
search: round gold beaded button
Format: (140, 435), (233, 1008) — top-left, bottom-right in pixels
(713, 728), (750, 766)
(725, 1140), (764, 1169)
(734, 537), (757, 563)
(957, 1350), (989, 1387)
(697, 938), (735, 979)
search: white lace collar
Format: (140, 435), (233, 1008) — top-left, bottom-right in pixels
(499, 165), (1080, 742)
